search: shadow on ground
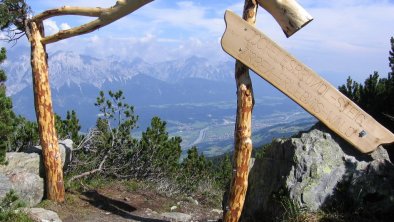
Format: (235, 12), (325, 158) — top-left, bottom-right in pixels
(81, 190), (166, 222)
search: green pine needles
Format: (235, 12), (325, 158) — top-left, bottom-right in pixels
(339, 37), (394, 133)
(0, 47), (15, 164)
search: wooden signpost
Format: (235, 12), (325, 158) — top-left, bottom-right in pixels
(221, 10), (394, 153)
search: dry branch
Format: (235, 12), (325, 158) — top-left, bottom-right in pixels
(31, 0), (153, 44)
(32, 7), (105, 21)
(257, 0), (312, 37)
(67, 154), (108, 184)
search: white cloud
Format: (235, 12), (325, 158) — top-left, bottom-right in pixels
(60, 23), (71, 30)
(89, 35), (100, 43)
(140, 33), (155, 43)
(0, 32), (6, 40)
(15, 0), (393, 86)
(43, 19), (59, 35)
(138, 1), (223, 35)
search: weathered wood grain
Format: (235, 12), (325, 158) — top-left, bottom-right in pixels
(221, 10), (394, 153)
(224, 2), (257, 222)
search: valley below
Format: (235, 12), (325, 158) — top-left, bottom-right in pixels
(5, 50), (316, 157)
(131, 98), (316, 157)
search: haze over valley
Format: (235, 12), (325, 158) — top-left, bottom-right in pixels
(4, 49), (316, 156)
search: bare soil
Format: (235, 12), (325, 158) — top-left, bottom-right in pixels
(40, 181), (223, 222)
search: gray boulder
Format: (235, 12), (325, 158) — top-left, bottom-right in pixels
(24, 139), (73, 170)
(241, 124), (394, 221)
(21, 208), (62, 222)
(161, 212), (192, 221)
(0, 152), (41, 175)
(0, 171), (44, 207)
(0, 152), (44, 207)
(0, 140), (73, 207)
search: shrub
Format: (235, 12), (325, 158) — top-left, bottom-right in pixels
(0, 190), (31, 222)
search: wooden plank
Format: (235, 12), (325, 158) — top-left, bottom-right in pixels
(221, 10), (394, 153)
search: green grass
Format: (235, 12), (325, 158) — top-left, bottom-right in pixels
(0, 190), (32, 222)
(121, 179), (141, 192)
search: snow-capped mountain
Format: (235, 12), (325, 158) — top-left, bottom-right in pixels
(4, 50), (234, 96)
(2, 49), (245, 127)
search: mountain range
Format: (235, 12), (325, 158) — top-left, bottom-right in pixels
(4, 49), (287, 123)
(2, 48), (315, 155)
(5, 49), (235, 96)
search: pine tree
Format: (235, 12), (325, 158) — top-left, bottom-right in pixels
(339, 37), (394, 132)
(180, 146), (212, 192)
(389, 37), (394, 76)
(138, 117), (181, 178)
(387, 37), (394, 117)
(0, 47), (16, 164)
(216, 154), (233, 189)
(66, 110), (81, 144)
(338, 77), (360, 103)
(10, 116), (39, 151)
(55, 110), (82, 144)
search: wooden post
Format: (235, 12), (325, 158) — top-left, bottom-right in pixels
(28, 21), (65, 202)
(23, 0), (153, 203)
(224, 0), (258, 221)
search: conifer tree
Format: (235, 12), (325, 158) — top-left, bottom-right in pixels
(180, 146), (212, 192)
(138, 117), (181, 178)
(66, 110), (81, 144)
(339, 37), (394, 132)
(389, 37), (394, 76)
(216, 154), (232, 189)
(55, 110), (82, 144)
(0, 47), (15, 164)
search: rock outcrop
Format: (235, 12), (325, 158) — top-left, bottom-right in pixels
(0, 140), (73, 207)
(0, 153), (43, 207)
(241, 124), (394, 221)
(25, 139), (73, 171)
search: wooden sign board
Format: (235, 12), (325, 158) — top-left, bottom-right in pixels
(221, 10), (394, 153)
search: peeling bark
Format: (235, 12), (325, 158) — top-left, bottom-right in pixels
(23, 0), (153, 203)
(28, 21), (65, 202)
(223, 1), (257, 221)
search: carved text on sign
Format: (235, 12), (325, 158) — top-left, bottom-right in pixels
(221, 10), (394, 153)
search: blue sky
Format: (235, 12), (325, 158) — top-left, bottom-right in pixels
(1, 0), (394, 85)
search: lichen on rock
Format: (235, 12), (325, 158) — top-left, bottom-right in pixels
(240, 123), (394, 221)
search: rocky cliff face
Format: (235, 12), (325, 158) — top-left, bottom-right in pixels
(241, 124), (394, 221)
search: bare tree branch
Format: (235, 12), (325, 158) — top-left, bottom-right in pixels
(33, 0), (153, 44)
(32, 6), (106, 21)
(67, 154), (108, 184)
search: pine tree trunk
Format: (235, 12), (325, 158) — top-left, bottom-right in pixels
(28, 21), (65, 202)
(223, 1), (258, 221)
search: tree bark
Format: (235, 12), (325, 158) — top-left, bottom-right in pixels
(28, 21), (65, 202)
(22, 0), (153, 203)
(223, 1), (257, 221)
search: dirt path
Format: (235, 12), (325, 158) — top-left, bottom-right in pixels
(42, 182), (223, 222)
